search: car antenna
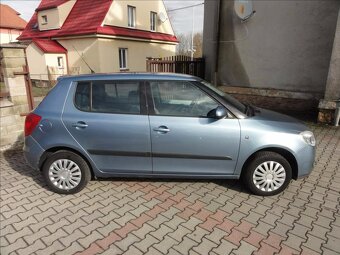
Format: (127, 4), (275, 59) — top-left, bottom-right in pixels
(71, 45), (96, 74)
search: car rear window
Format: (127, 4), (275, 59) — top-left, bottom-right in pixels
(74, 81), (140, 114)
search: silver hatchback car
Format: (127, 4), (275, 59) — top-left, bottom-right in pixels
(24, 73), (316, 196)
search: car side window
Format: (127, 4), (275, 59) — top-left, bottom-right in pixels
(150, 81), (221, 117)
(74, 81), (140, 114)
(75, 82), (91, 111)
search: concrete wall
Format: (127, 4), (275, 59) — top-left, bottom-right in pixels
(203, 0), (340, 112)
(103, 0), (174, 35)
(0, 46), (29, 148)
(324, 8), (340, 102)
(318, 8), (340, 123)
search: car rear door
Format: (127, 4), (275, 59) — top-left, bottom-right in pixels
(147, 80), (241, 176)
(62, 80), (152, 174)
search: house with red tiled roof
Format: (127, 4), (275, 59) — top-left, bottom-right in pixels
(0, 4), (27, 43)
(18, 0), (178, 81)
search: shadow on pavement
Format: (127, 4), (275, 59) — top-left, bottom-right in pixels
(2, 138), (247, 195)
(2, 137), (47, 190)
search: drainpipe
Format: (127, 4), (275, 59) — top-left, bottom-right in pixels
(23, 47), (34, 111)
(65, 52), (70, 75)
(213, 0), (222, 86)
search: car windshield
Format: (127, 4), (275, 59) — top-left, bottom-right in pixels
(200, 80), (247, 113)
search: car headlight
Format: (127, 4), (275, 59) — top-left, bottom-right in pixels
(300, 131), (316, 146)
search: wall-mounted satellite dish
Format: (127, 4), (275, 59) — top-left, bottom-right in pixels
(234, 0), (255, 22)
(158, 12), (167, 23)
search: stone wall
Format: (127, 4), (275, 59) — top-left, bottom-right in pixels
(0, 45), (29, 149)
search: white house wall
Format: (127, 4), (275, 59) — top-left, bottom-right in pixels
(26, 43), (49, 81)
(103, 0), (175, 35)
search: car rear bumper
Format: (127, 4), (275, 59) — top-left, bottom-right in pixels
(23, 136), (45, 170)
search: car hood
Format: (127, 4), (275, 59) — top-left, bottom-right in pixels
(249, 107), (309, 134)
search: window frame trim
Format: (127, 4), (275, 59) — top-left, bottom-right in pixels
(119, 48), (128, 70)
(145, 80), (234, 119)
(73, 80), (147, 115)
(57, 56), (64, 68)
(150, 11), (157, 32)
(41, 15), (48, 24)
(127, 5), (136, 28)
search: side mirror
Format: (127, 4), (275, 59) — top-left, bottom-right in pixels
(207, 106), (228, 119)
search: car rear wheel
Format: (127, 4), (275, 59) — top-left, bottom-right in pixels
(42, 150), (91, 194)
(242, 151), (292, 196)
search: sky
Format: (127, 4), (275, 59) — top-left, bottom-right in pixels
(1, 0), (204, 35)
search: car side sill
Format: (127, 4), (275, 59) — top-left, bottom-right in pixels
(94, 172), (240, 180)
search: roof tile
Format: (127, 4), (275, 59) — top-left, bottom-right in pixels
(18, 0), (178, 43)
(33, 39), (67, 53)
(0, 4), (27, 30)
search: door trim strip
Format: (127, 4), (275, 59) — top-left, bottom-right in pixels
(88, 150), (232, 160)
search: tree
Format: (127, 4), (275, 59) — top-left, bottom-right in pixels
(193, 32), (203, 58)
(176, 33), (191, 56)
(176, 32), (203, 58)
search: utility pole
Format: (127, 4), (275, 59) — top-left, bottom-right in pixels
(167, 3), (203, 59)
(191, 6), (195, 61)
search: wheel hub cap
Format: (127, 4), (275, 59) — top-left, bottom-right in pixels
(266, 174), (273, 181)
(253, 161), (286, 192)
(49, 159), (82, 190)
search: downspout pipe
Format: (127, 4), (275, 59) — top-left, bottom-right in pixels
(213, 0), (222, 86)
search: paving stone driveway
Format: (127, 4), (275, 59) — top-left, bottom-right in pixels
(0, 124), (339, 255)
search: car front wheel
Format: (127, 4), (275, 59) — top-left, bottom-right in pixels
(242, 151), (292, 196)
(42, 150), (91, 194)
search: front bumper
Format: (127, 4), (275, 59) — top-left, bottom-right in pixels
(295, 144), (316, 179)
(23, 136), (45, 170)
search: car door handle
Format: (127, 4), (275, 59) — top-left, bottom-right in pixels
(72, 121), (88, 129)
(153, 126), (170, 133)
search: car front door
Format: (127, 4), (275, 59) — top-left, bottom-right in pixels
(62, 80), (152, 174)
(147, 81), (241, 176)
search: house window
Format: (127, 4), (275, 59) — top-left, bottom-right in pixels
(128, 6), (136, 28)
(119, 48), (128, 70)
(150, 12), (157, 31)
(57, 57), (63, 68)
(41, 15), (48, 24)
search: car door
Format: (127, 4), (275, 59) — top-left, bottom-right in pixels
(62, 80), (152, 174)
(147, 81), (241, 176)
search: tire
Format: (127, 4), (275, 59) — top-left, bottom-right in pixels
(42, 150), (91, 194)
(242, 151), (292, 196)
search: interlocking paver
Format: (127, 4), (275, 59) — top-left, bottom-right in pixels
(16, 239), (46, 255)
(59, 229), (86, 247)
(192, 237), (218, 255)
(233, 240), (257, 255)
(24, 227), (50, 245)
(36, 240), (65, 255)
(153, 235), (179, 254)
(173, 236), (198, 254)
(134, 234), (159, 253)
(115, 233), (140, 252)
(0, 124), (339, 255)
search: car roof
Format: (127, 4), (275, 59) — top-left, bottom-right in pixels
(58, 72), (202, 82)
